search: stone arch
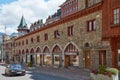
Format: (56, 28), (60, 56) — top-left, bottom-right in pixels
(43, 45), (50, 53)
(30, 48), (35, 54)
(64, 42), (79, 67)
(64, 42), (79, 53)
(36, 47), (41, 53)
(19, 50), (21, 54)
(26, 49), (29, 54)
(22, 49), (25, 54)
(52, 44), (62, 53)
(84, 42), (92, 48)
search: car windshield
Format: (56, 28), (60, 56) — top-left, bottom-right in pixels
(10, 64), (22, 69)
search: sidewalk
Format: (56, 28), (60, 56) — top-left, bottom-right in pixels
(24, 66), (90, 80)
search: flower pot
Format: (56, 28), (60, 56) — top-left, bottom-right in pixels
(90, 73), (118, 80)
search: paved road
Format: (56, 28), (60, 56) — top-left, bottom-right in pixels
(0, 65), (69, 80)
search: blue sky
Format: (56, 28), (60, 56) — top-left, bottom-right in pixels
(0, 0), (65, 35)
(0, 0), (17, 4)
(0, 0), (48, 4)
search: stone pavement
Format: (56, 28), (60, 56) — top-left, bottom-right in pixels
(24, 66), (91, 80)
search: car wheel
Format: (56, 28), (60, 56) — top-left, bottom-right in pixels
(5, 72), (7, 76)
(21, 73), (25, 76)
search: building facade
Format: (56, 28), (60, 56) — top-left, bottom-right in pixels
(3, 0), (113, 70)
(2, 35), (15, 63)
(102, 0), (120, 69)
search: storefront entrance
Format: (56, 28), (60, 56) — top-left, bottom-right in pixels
(64, 43), (79, 67)
(65, 55), (70, 67)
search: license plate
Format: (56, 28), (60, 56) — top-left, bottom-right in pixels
(17, 72), (22, 74)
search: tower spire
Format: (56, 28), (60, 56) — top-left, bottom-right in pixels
(17, 16), (29, 36)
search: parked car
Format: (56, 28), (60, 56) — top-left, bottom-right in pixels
(5, 63), (26, 76)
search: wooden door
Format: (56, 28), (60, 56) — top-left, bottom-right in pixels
(65, 55), (70, 67)
(85, 50), (91, 69)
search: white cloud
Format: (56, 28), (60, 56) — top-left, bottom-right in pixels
(0, 0), (65, 35)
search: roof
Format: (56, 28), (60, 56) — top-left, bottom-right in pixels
(18, 16), (27, 28)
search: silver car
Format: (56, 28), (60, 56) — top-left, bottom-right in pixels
(5, 63), (26, 76)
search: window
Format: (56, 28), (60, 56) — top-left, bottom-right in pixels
(19, 41), (21, 46)
(26, 39), (28, 44)
(37, 36), (40, 42)
(87, 19), (96, 31)
(86, 0), (97, 7)
(44, 33), (48, 41)
(86, 0), (93, 7)
(31, 38), (33, 43)
(113, 8), (119, 24)
(54, 30), (59, 38)
(68, 25), (73, 36)
(22, 41), (24, 45)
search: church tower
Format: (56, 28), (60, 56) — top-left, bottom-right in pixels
(17, 16), (29, 36)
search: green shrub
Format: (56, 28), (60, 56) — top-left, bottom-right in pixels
(98, 65), (106, 74)
(28, 61), (33, 67)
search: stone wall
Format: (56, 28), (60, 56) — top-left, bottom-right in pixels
(14, 10), (112, 68)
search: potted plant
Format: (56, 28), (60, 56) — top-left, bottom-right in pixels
(90, 65), (119, 80)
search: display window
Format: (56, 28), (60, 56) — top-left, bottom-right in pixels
(54, 55), (60, 65)
(37, 55), (40, 64)
(44, 55), (52, 65)
(70, 55), (79, 66)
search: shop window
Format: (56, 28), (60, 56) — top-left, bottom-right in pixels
(54, 55), (60, 65)
(113, 8), (119, 24)
(87, 19), (96, 32)
(44, 55), (52, 65)
(70, 55), (79, 66)
(68, 25), (73, 36)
